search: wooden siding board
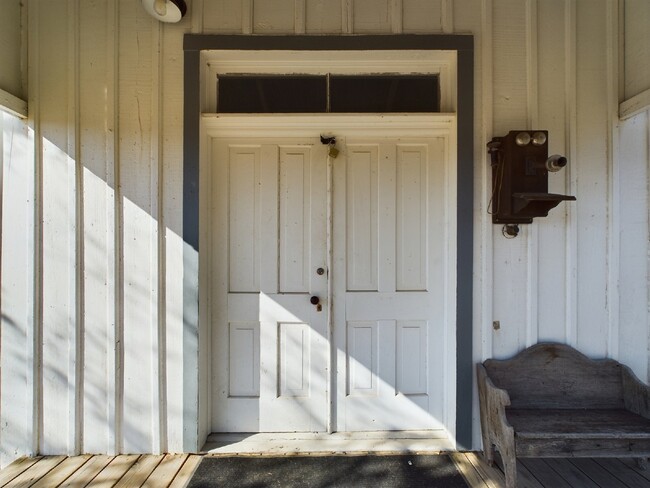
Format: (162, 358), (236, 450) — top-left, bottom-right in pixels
(0, 0), (24, 100)
(564, 0), (579, 348)
(536, 0), (569, 343)
(575, 0), (609, 357)
(253, 0), (296, 33)
(79, 0), (118, 455)
(118, 0), (159, 454)
(0, 112), (36, 467)
(0, 89), (27, 119)
(39, 0), (78, 455)
(203, 0), (244, 33)
(305, 0), (343, 34)
(624, 0), (650, 101)
(617, 111), (650, 383)
(353, 0), (392, 33)
(161, 15), (187, 453)
(402, 0), (442, 33)
(491, 0), (529, 359)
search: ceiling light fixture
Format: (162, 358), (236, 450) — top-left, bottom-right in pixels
(141, 0), (187, 23)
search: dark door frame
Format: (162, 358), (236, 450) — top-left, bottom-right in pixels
(183, 34), (474, 450)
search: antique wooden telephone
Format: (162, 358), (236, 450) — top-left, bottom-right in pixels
(488, 130), (575, 237)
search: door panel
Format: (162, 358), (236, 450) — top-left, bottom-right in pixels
(212, 138), (328, 433)
(346, 145), (379, 291)
(334, 137), (447, 432)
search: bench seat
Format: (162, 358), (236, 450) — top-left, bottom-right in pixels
(508, 408), (650, 440)
(477, 343), (650, 488)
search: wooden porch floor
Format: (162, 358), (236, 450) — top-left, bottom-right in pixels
(2, 452), (650, 487)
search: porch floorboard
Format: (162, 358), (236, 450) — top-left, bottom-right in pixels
(3, 452), (650, 487)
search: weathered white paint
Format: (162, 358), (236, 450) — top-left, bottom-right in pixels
(620, 88), (650, 120)
(39, 0), (78, 455)
(209, 137), (330, 431)
(79, 0), (118, 455)
(623, 0), (650, 102)
(1, 0), (649, 466)
(0, 89), (27, 119)
(0, 111), (36, 466)
(0, 0), (25, 102)
(333, 134), (453, 434)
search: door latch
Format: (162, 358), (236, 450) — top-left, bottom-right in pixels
(310, 295), (322, 312)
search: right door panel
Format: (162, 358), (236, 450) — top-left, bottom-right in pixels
(333, 137), (448, 432)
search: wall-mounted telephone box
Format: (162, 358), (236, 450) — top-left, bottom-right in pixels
(488, 130), (575, 224)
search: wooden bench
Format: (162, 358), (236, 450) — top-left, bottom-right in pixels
(477, 343), (650, 488)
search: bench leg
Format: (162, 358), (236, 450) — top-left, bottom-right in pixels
(481, 437), (495, 466)
(502, 453), (517, 488)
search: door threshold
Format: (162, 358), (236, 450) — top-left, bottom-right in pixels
(201, 431), (455, 455)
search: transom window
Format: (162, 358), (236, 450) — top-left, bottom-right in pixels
(201, 50), (457, 114)
(216, 74), (440, 113)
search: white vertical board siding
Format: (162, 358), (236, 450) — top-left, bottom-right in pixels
(305, 0), (343, 34)
(79, 0), (118, 455)
(490, 0), (530, 357)
(535, 0), (569, 344)
(0, 112), (35, 466)
(118, 0), (160, 454)
(253, 0), (295, 33)
(38, 0), (78, 455)
(402, 0), (443, 33)
(0, 0), (24, 101)
(574, 0), (609, 357)
(203, 0), (243, 33)
(2, 0), (648, 464)
(623, 0), (650, 101)
(617, 110), (650, 382)
(353, 0), (392, 33)
(161, 13), (187, 454)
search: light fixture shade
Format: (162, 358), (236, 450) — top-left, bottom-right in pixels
(141, 0), (187, 23)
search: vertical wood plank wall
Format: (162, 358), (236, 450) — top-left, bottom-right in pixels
(0, 0), (24, 100)
(0, 0), (648, 464)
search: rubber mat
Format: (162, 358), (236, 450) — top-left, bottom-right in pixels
(186, 454), (469, 488)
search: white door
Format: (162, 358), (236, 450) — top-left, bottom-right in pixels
(211, 128), (451, 434)
(211, 138), (329, 432)
(333, 138), (448, 432)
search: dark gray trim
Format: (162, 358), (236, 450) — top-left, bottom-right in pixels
(184, 34), (473, 52)
(183, 35), (474, 449)
(184, 49), (200, 252)
(183, 48), (200, 451)
(455, 47), (474, 450)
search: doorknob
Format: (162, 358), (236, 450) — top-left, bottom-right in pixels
(310, 296), (320, 305)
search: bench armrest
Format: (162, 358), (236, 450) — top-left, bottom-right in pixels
(622, 366), (650, 419)
(477, 364), (515, 455)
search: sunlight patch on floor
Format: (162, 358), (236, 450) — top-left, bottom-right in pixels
(201, 431), (454, 455)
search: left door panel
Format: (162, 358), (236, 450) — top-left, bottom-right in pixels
(211, 138), (329, 433)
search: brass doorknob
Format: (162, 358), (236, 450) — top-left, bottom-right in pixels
(310, 296), (320, 305)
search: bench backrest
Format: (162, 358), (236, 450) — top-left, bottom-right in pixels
(483, 343), (624, 409)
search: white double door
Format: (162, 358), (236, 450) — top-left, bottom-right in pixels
(211, 129), (450, 434)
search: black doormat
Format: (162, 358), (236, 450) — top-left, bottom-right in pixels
(186, 454), (469, 488)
